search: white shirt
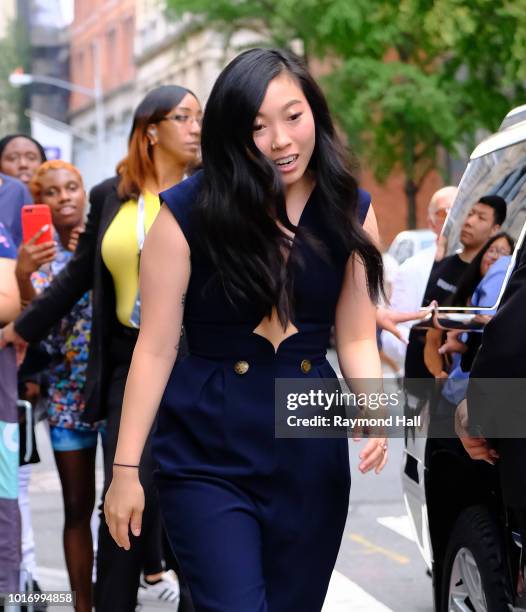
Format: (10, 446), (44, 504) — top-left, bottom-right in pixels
(381, 244), (437, 375)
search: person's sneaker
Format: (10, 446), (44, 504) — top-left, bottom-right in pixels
(137, 570), (180, 607)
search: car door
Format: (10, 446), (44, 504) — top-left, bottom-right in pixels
(401, 106), (526, 571)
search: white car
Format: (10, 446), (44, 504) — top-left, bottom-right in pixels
(387, 229), (436, 266)
(402, 104), (526, 611)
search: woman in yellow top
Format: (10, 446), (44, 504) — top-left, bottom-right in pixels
(4, 85), (202, 611)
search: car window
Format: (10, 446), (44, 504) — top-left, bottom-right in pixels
(434, 121), (526, 315)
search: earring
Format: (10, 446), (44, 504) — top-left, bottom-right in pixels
(148, 127), (157, 146)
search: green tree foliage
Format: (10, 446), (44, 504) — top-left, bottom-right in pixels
(0, 18), (30, 135)
(167, 0), (526, 227)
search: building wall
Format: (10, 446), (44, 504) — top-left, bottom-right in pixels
(69, 0), (136, 188)
(0, 0), (16, 38)
(70, 0), (135, 111)
(135, 1), (261, 104)
(29, 0), (70, 123)
(70, 0), (460, 243)
(361, 169), (444, 250)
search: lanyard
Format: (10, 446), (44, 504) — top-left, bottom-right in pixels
(136, 194), (146, 253)
(136, 185), (185, 252)
(130, 195), (146, 328)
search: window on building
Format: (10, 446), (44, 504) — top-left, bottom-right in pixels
(106, 28), (117, 74)
(123, 16), (134, 67)
(75, 50), (85, 86)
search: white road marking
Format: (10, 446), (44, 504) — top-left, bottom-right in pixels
(377, 514), (416, 542)
(322, 570), (393, 611)
(36, 566), (392, 612)
(34, 565), (68, 589)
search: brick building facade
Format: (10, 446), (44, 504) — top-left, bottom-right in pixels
(69, 0), (136, 186)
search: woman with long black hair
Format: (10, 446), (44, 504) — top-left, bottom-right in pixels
(1, 85), (201, 611)
(105, 48), (387, 611)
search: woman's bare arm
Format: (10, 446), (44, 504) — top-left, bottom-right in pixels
(335, 255), (381, 380)
(0, 259), (21, 324)
(336, 205), (381, 378)
(334, 205), (387, 474)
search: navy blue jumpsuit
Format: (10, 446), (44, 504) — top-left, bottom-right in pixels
(152, 171), (371, 612)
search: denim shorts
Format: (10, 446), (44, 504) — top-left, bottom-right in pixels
(50, 425), (103, 452)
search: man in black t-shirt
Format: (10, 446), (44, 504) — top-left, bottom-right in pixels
(405, 195), (507, 380)
(423, 254), (470, 307)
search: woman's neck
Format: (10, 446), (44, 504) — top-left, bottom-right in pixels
(144, 150), (186, 195)
(284, 174), (316, 218)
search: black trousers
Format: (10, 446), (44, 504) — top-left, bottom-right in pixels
(95, 332), (193, 612)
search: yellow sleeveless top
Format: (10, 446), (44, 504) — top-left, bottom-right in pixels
(101, 191), (160, 327)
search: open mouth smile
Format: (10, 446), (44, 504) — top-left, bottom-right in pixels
(274, 154), (298, 167)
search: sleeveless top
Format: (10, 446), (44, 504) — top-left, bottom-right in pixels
(154, 170), (371, 479)
(159, 170), (370, 363)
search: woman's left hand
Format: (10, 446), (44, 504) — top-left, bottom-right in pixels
(358, 437), (388, 474)
(376, 306), (433, 343)
(67, 226), (84, 252)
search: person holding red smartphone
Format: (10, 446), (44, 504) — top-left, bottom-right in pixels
(16, 218), (56, 308)
(1, 86), (201, 612)
(18, 160), (105, 612)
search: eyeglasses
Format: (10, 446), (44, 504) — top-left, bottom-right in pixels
(160, 114), (203, 127)
(486, 246), (511, 257)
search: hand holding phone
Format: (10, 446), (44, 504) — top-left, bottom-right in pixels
(15, 229), (56, 279)
(17, 205), (56, 279)
(22, 205), (53, 245)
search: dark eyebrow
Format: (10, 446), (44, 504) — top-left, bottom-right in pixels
(176, 107), (202, 114)
(257, 99), (303, 117)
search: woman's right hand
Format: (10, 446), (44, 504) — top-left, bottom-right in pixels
(16, 226), (56, 280)
(104, 468), (145, 550)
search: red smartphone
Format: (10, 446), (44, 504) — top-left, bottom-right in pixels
(21, 204), (53, 245)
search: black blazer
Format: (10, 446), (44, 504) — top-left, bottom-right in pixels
(466, 240), (526, 505)
(15, 176), (125, 423)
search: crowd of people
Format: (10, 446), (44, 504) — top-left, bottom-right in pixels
(0, 46), (523, 612)
(0, 86), (199, 610)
